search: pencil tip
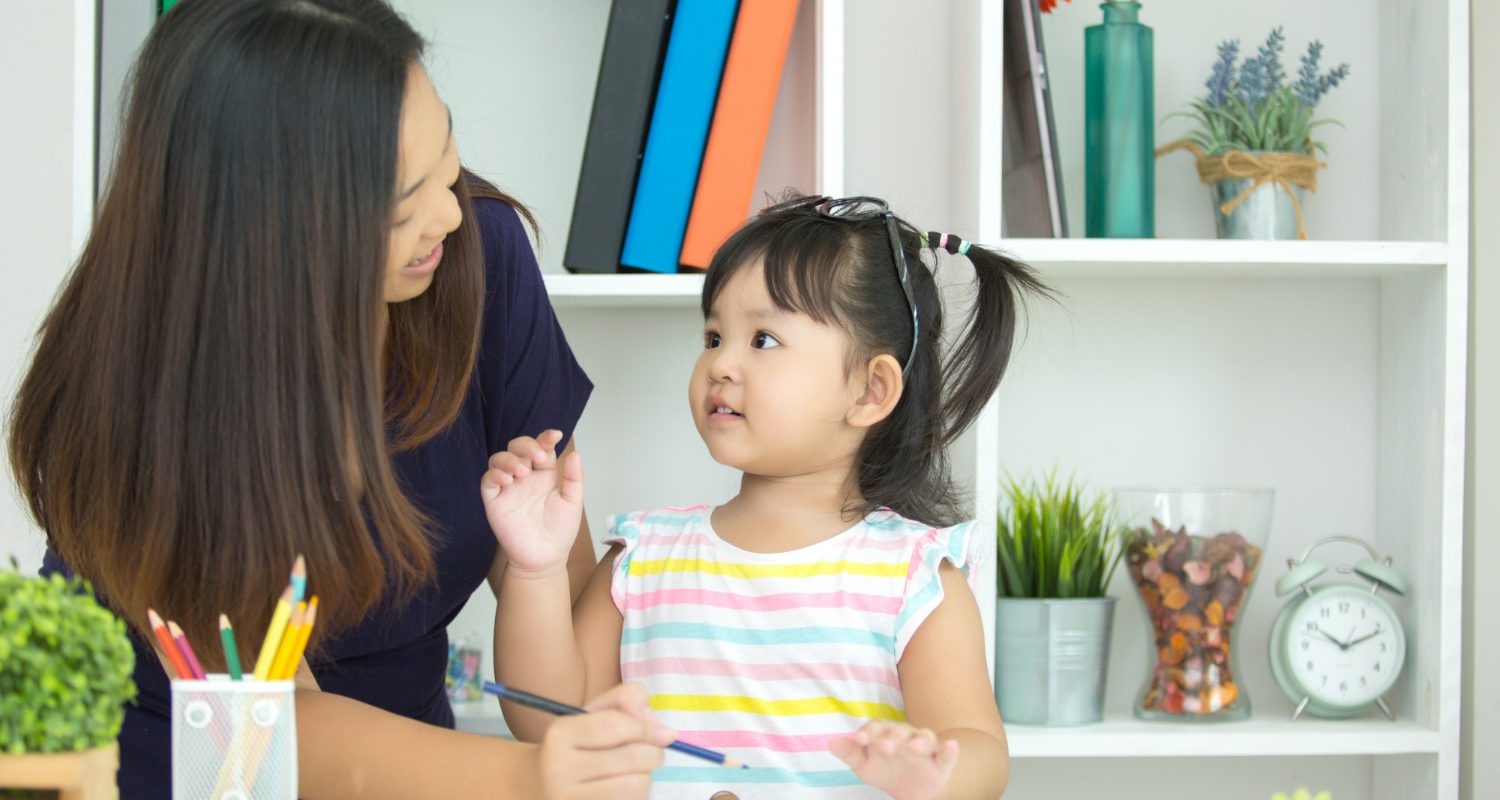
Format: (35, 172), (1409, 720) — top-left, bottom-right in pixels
(219, 613), (231, 628)
(147, 608), (163, 626)
(167, 620), (184, 636)
(292, 554), (306, 576)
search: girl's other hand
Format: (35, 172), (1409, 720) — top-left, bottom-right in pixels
(481, 429), (584, 577)
(829, 720), (960, 800)
(533, 682), (673, 799)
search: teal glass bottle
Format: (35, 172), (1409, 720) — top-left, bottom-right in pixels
(1085, 2), (1154, 238)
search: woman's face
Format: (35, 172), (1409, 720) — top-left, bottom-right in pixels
(384, 64), (463, 303)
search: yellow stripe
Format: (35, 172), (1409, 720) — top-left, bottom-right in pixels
(651, 693), (905, 721)
(629, 558), (906, 579)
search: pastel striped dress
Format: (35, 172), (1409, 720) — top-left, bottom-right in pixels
(605, 505), (976, 799)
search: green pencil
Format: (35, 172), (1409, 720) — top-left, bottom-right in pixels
(219, 613), (243, 681)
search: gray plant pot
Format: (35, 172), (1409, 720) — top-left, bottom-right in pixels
(1212, 175), (1307, 240)
(994, 597), (1116, 726)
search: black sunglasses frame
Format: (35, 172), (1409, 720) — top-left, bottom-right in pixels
(758, 195), (920, 379)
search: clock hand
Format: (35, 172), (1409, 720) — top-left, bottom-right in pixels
(1345, 625), (1383, 648)
(1309, 624), (1347, 650)
(1342, 626), (1356, 647)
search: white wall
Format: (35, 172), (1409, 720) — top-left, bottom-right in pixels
(1461, 2), (1498, 797)
(0, 1), (95, 573)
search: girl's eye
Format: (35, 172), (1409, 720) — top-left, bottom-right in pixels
(394, 213), (414, 227)
(704, 331), (721, 349)
(752, 332), (781, 349)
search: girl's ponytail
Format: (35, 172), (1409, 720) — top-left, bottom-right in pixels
(927, 233), (1048, 450)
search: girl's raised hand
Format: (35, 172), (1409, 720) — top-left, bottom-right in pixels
(481, 429), (584, 576)
(532, 682), (673, 800)
(829, 720), (960, 800)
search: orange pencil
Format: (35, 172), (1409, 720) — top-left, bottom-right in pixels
(276, 596), (317, 680)
(147, 608), (191, 680)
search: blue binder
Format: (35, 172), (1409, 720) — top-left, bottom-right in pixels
(620, 0), (739, 273)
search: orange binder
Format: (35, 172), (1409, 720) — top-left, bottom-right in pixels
(678, 0), (801, 270)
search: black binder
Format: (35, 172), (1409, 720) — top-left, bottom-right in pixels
(564, 0), (679, 273)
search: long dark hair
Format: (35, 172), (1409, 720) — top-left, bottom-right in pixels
(8, 0), (523, 666)
(702, 193), (1046, 527)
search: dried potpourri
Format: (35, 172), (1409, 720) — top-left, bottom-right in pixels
(1126, 519), (1262, 717)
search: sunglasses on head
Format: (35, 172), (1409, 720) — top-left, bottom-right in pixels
(759, 195), (919, 379)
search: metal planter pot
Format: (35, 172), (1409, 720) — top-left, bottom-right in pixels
(994, 597), (1116, 726)
(1212, 177), (1307, 240)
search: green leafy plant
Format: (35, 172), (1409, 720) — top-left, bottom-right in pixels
(996, 474), (1125, 598)
(0, 565), (136, 755)
(1171, 28), (1350, 155)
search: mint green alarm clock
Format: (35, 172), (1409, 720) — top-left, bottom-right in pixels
(1268, 536), (1407, 720)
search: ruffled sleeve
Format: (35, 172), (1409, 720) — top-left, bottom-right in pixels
(893, 520), (979, 659)
(602, 511), (646, 614)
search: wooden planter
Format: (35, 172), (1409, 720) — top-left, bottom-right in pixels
(0, 743), (118, 799)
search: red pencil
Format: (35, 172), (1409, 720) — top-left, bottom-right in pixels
(168, 620), (206, 679)
(147, 608), (192, 680)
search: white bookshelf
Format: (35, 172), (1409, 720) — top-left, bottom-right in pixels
(398, 0), (1468, 797)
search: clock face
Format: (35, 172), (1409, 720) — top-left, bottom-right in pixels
(1285, 586), (1405, 708)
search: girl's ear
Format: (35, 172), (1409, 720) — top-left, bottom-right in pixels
(847, 353), (904, 429)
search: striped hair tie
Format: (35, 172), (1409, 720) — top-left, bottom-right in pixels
(925, 231), (972, 257)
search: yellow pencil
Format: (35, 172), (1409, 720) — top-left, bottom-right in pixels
(269, 601), (307, 681)
(276, 596), (317, 680)
(252, 585), (294, 681)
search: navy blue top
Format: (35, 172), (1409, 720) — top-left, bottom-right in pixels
(42, 198), (593, 798)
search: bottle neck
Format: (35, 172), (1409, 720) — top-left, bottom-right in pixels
(1101, 1), (1141, 24)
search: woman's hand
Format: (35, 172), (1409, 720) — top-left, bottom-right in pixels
(481, 429), (584, 577)
(532, 683), (672, 800)
(829, 720), (960, 800)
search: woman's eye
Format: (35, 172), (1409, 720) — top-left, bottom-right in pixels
(704, 331), (721, 349)
(752, 332), (781, 349)
(394, 213), (414, 227)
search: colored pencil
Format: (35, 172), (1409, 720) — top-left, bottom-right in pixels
(252, 586), (295, 681)
(146, 608), (191, 680)
(481, 681), (748, 769)
(269, 601), (307, 681)
(167, 620), (206, 679)
(289, 554), (307, 603)
(219, 614), (243, 681)
(276, 596), (317, 680)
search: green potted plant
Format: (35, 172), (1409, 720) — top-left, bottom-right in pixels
(1159, 28), (1350, 240)
(0, 566), (136, 799)
(994, 474), (1125, 726)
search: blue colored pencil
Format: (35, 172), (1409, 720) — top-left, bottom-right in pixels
(482, 681), (748, 769)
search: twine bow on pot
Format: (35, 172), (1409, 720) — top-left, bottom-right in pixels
(1156, 141), (1326, 240)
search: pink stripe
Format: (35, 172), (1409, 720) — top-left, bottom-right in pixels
(622, 657), (901, 688)
(672, 729), (843, 753)
(635, 532), (716, 548)
(624, 587), (900, 614)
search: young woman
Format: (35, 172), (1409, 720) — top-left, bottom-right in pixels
(9, 1), (667, 797)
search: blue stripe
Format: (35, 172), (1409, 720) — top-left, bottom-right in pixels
(893, 521), (974, 638)
(653, 766), (864, 787)
(621, 622), (894, 650)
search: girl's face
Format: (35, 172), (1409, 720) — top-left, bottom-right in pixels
(384, 64), (463, 304)
(690, 262), (867, 478)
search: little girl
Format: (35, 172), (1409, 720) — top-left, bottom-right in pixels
(485, 194), (1042, 799)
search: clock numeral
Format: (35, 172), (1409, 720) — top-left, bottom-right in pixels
(1306, 622), (1319, 632)
(1306, 660), (1315, 671)
(1300, 641), (1310, 652)
(1361, 676), (1368, 687)
(1321, 607), (1332, 619)
(1338, 601), (1351, 613)
(1374, 661), (1381, 672)
(1321, 676), (1328, 687)
(1361, 608), (1367, 619)
(1340, 681), (1349, 692)
(1379, 643), (1387, 654)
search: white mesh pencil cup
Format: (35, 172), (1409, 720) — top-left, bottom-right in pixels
(171, 679), (297, 799)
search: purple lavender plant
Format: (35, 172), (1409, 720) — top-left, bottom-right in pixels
(1171, 28), (1350, 156)
(1205, 40), (1239, 109)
